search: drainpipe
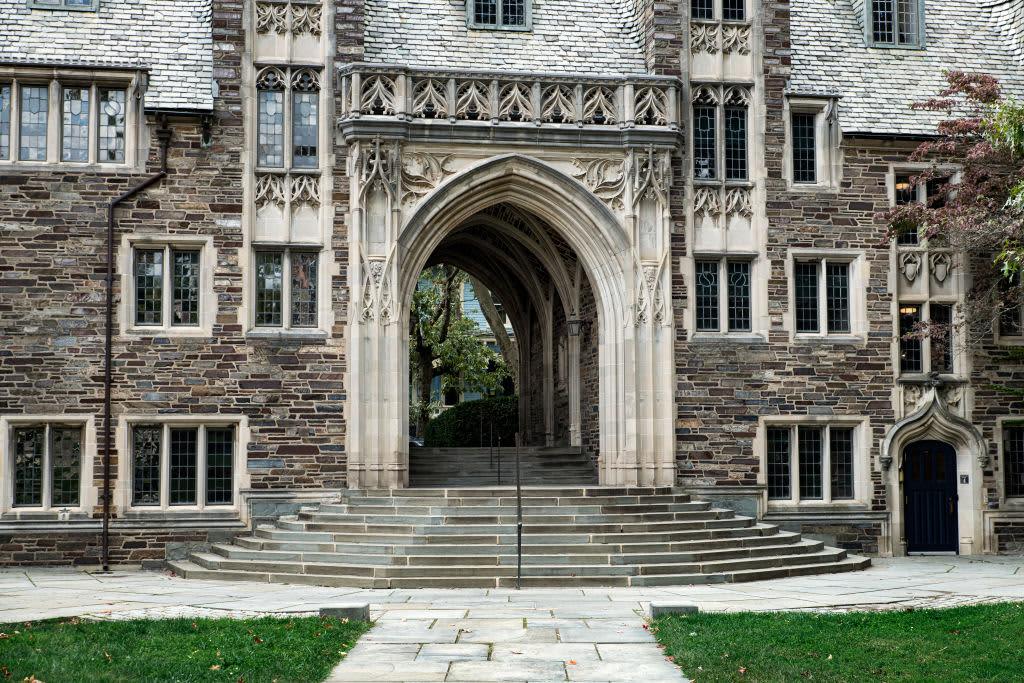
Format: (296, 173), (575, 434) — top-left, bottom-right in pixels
(101, 120), (172, 571)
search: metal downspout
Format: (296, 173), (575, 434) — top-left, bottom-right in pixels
(101, 123), (172, 571)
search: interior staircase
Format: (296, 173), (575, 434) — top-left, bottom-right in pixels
(168, 486), (870, 588)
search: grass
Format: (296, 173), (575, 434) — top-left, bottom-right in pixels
(0, 615), (372, 682)
(652, 602), (1024, 682)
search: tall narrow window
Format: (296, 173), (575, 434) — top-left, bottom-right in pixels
(134, 249), (163, 326)
(727, 261), (751, 331)
(724, 105), (747, 180)
(206, 428), (235, 505)
(13, 426), (44, 507)
(291, 251), (318, 327)
(894, 174), (919, 245)
(172, 250), (201, 326)
(255, 252), (284, 327)
(693, 105), (716, 179)
(1005, 426), (1024, 498)
(930, 303), (953, 373)
(49, 427), (82, 507)
(61, 86), (90, 162)
(722, 0), (744, 21)
(791, 113), (816, 183)
(20, 85), (48, 161)
(798, 427), (823, 499)
(825, 262), (850, 333)
(830, 427), (854, 499)
(291, 71), (319, 168)
(169, 428), (198, 506)
(257, 69), (286, 168)
(899, 304), (922, 373)
(766, 427), (791, 500)
(691, 0), (713, 19)
(132, 425), (162, 506)
(0, 85), (10, 160)
(98, 88), (126, 163)
(695, 261), (719, 332)
(794, 262), (819, 332)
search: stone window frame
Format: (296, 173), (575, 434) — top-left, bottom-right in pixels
(115, 415), (249, 514)
(782, 96), (842, 192)
(466, 0), (533, 31)
(757, 416), (872, 510)
(26, 0), (99, 10)
(687, 253), (767, 340)
(254, 65), (322, 173)
(996, 418), (1024, 507)
(784, 249), (868, 342)
(864, 0), (926, 49)
(691, 84), (752, 183)
(0, 68), (138, 169)
(0, 414), (97, 517)
(118, 235), (217, 339)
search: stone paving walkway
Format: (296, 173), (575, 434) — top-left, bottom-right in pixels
(1, 556), (1022, 682)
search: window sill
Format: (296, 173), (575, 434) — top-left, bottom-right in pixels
(246, 328), (329, 343)
(122, 327), (215, 340)
(792, 334), (865, 345)
(787, 182), (839, 195)
(690, 333), (765, 344)
(765, 501), (871, 512)
(0, 160), (134, 173)
(1, 509), (90, 521)
(897, 373), (965, 384)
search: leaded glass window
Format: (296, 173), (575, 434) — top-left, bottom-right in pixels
(899, 304), (922, 373)
(130, 423), (237, 508)
(132, 425), (162, 506)
(255, 252), (284, 327)
(1005, 426), (1024, 498)
(20, 85), (48, 161)
(767, 424), (858, 504)
(826, 262), (850, 333)
(28, 0), (98, 9)
(13, 426), (44, 507)
(256, 250), (318, 329)
(61, 86), (90, 162)
(291, 251), (318, 327)
(791, 113), (816, 183)
(795, 262), (819, 333)
(722, 0), (744, 21)
(695, 261), (719, 332)
(1000, 276), (1023, 337)
(8, 424), (83, 509)
(894, 174), (919, 245)
(727, 261), (751, 331)
(693, 105), (716, 179)
(169, 428), (198, 506)
(172, 250), (200, 326)
(691, 0), (713, 19)
(257, 69), (285, 168)
(206, 428), (234, 505)
(767, 427), (791, 500)
(98, 89), (126, 163)
(871, 0), (920, 46)
(469, 0), (529, 28)
(134, 249), (163, 326)
(724, 105), (747, 180)
(930, 303), (953, 373)
(291, 71), (319, 169)
(1, 85), (12, 160)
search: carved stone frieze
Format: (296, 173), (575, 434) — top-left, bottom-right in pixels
(360, 75), (397, 116)
(582, 86), (616, 124)
(634, 87), (669, 126)
(255, 3), (288, 34)
(694, 186), (721, 218)
(456, 80), (491, 120)
(725, 188), (751, 218)
(631, 146), (671, 205)
(291, 3), (322, 35)
(412, 79), (448, 119)
(290, 174), (320, 208)
(498, 83), (534, 121)
(255, 2), (322, 36)
(255, 173), (287, 209)
(541, 85), (576, 123)
(722, 25), (751, 54)
(634, 262), (666, 326)
(571, 157), (626, 212)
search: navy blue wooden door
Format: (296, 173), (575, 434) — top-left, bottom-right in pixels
(904, 441), (958, 552)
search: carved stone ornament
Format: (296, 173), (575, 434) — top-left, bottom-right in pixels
(291, 3), (322, 36)
(900, 251), (922, 283)
(690, 22), (720, 54)
(634, 87), (669, 126)
(361, 256), (395, 324)
(722, 25), (751, 55)
(360, 75), (397, 116)
(359, 136), (399, 194)
(694, 186), (721, 218)
(401, 152), (456, 206)
(903, 383), (925, 414)
(941, 384), (963, 411)
(290, 174), (320, 208)
(255, 173), (287, 210)
(930, 252), (952, 284)
(725, 188), (752, 218)
(634, 261), (667, 326)
(572, 157), (626, 212)
(631, 145), (671, 206)
(255, 2), (288, 34)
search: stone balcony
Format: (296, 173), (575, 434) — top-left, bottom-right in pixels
(337, 63), (683, 149)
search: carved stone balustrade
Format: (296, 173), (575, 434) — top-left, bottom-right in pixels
(337, 63), (682, 148)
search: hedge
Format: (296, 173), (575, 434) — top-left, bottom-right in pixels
(424, 395), (519, 447)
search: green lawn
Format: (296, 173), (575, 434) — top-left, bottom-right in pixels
(652, 603), (1024, 682)
(0, 615), (371, 682)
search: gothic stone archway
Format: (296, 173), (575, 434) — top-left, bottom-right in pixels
(345, 149), (675, 488)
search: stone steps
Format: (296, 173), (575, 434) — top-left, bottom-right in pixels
(169, 485), (869, 588)
(409, 447), (598, 487)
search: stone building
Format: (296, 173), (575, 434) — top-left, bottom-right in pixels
(1, 0), (1023, 573)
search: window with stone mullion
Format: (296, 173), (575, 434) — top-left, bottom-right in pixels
(1005, 426), (1024, 498)
(130, 424), (236, 508)
(255, 249), (318, 329)
(257, 67), (320, 171)
(695, 259), (751, 333)
(767, 424), (855, 503)
(724, 105), (747, 181)
(134, 246), (201, 328)
(693, 105), (716, 180)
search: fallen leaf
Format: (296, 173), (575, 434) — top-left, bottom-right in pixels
(210, 665), (221, 671)
(739, 667), (748, 674)
(827, 654), (833, 661)
(511, 650), (523, 655)
(253, 636), (263, 643)
(665, 656), (674, 662)
(104, 653), (111, 663)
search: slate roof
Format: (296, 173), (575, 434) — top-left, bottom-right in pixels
(791, 0), (1024, 136)
(0, 0), (213, 111)
(364, 0), (648, 75)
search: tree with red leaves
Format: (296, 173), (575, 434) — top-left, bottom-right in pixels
(883, 71), (1024, 347)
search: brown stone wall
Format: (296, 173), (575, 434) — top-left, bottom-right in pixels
(0, 529), (224, 567)
(799, 522), (882, 555)
(994, 520), (1024, 553)
(578, 274), (600, 464)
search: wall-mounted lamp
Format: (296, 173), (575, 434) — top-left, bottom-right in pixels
(567, 318), (587, 337)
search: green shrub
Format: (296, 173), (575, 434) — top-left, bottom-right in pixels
(424, 395), (519, 447)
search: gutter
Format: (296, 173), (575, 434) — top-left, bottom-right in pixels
(101, 121), (172, 572)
